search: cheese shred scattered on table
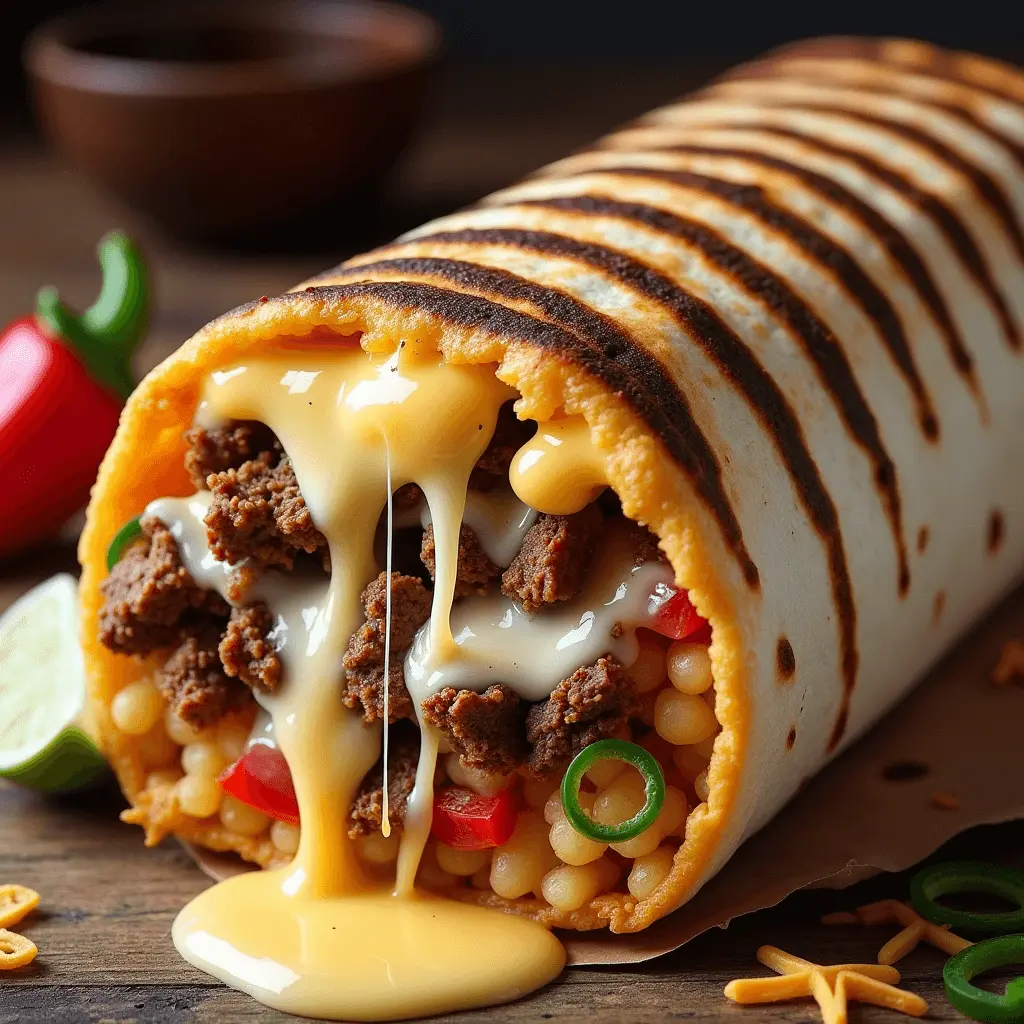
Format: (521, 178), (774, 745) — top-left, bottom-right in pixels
(725, 945), (928, 1023)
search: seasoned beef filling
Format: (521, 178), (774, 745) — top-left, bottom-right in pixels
(420, 523), (502, 598)
(185, 422), (278, 490)
(421, 684), (526, 774)
(220, 603), (282, 694)
(101, 413), (673, 847)
(348, 724), (421, 837)
(525, 655), (638, 777)
(160, 622), (247, 728)
(342, 572), (432, 723)
(501, 505), (604, 612)
(205, 451), (328, 571)
(97, 514), (274, 725)
(469, 402), (536, 492)
(99, 514), (229, 655)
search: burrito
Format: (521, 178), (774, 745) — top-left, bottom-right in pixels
(78, 36), (1024, 1019)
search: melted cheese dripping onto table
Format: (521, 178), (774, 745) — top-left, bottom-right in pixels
(169, 342), (569, 1019)
(161, 341), (669, 1020)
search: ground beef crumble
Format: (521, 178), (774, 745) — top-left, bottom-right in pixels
(205, 451), (328, 570)
(184, 422), (278, 490)
(626, 520), (667, 567)
(420, 523), (502, 598)
(99, 515), (229, 655)
(421, 684), (526, 774)
(159, 622), (248, 728)
(525, 655), (639, 777)
(342, 572), (432, 723)
(501, 505), (604, 612)
(219, 603), (282, 693)
(102, 410), (662, 810)
(469, 402), (535, 491)
(348, 724), (421, 836)
(98, 513), (265, 725)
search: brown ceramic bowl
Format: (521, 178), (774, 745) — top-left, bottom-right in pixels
(24, 1), (440, 244)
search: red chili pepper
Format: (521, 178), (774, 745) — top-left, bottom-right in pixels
(218, 743), (300, 826)
(431, 785), (519, 851)
(0, 233), (147, 561)
(648, 584), (709, 641)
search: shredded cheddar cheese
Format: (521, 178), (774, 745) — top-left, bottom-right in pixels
(993, 641), (1024, 685)
(725, 945), (928, 1023)
(0, 929), (37, 970)
(822, 899), (972, 964)
(930, 792), (962, 812)
(0, 885), (39, 930)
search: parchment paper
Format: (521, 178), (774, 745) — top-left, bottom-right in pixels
(185, 583), (1024, 967)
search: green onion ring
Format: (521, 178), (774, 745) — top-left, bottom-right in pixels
(106, 516), (143, 571)
(561, 739), (665, 844)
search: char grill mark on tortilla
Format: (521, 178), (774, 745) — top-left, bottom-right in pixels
(670, 132), (1021, 355)
(566, 163), (950, 444)
(310, 264), (759, 589)
(770, 37), (1024, 107)
(505, 190), (913, 595)
(721, 67), (1024, 169)
(597, 151), (990, 402)
(378, 228), (859, 747)
(755, 101), (1024, 265)
(644, 136), (1011, 371)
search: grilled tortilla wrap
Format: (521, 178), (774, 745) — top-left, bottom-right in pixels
(79, 37), (1024, 933)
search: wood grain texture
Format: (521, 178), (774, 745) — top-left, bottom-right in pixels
(1, 64), (1021, 1023)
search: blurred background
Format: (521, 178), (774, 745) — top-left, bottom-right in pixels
(0, 0), (1020, 583)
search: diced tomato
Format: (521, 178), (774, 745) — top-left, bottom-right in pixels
(648, 584), (709, 641)
(218, 743), (299, 825)
(686, 622), (713, 646)
(431, 785), (519, 851)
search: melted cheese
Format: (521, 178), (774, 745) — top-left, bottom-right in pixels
(405, 519), (673, 703)
(169, 340), (570, 1019)
(510, 417), (608, 515)
(425, 487), (539, 568)
(174, 876), (564, 1021)
(158, 338), (673, 1019)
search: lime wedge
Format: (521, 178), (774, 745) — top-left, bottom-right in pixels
(0, 574), (107, 793)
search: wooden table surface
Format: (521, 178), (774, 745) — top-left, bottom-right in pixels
(1, 63), (1021, 1023)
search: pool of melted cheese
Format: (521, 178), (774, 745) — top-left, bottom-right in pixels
(159, 337), (668, 1020)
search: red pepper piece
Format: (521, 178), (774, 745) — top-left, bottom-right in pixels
(218, 743), (300, 826)
(649, 585), (709, 641)
(0, 233), (147, 561)
(686, 622), (713, 646)
(431, 785), (519, 851)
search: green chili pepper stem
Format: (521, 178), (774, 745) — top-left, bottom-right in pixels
(943, 935), (1024, 1024)
(36, 232), (148, 401)
(911, 861), (1024, 936)
(106, 516), (144, 571)
(561, 739), (665, 845)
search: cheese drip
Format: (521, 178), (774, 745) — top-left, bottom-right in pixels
(510, 416), (608, 515)
(406, 519), (673, 704)
(170, 342), (565, 1019)
(420, 487), (539, 567)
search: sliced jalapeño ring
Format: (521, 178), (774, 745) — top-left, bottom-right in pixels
(943, 934), (1024, 1023)
(561, 739), (665, 844)
(911, 861), (1024, 936)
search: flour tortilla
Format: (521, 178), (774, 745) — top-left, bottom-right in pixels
(79, 37), (1024, 933)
